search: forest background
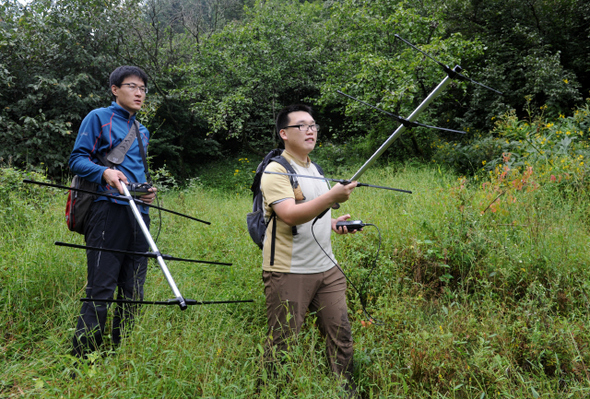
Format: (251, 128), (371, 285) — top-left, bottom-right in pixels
(1, 0), (589, 180)
(2, 0), (590, 397)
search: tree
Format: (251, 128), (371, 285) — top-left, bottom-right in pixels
(0, 0), (125, 176)
(179, 0), (330, 154)
(315, 0), (485, 158)
(420, 0), (588, 129)
(0, 0), (245, 179)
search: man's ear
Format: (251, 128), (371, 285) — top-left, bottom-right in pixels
(279, 129), (288, 141)
(111, 85), (119, 98)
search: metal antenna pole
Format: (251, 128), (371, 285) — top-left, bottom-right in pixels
(349, 66), (461, 181)
(120, 181), (188, 310)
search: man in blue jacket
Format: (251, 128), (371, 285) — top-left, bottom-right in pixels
(69, 65), (156, 358)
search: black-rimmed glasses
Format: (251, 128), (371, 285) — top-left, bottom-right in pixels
(120, 83), (148, 94)
(283, 124), (320, 132)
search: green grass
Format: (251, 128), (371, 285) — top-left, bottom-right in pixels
(2, 162), (590, 398)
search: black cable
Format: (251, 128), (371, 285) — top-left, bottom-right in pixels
(153, 191), (162, 244)
(311, 217), (383, 325)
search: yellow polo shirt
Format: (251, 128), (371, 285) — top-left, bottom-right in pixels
(260, 150), (336, 273)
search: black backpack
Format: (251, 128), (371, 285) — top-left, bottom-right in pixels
(246, 149), (323, 265)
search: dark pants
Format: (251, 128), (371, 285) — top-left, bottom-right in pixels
(72, 201), (150, 357)
(262, 267), (354, 382)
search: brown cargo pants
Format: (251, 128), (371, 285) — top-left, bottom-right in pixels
(262, 266), (354, 382)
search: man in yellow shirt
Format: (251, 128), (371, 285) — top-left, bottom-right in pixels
(260, 104), (359, 394)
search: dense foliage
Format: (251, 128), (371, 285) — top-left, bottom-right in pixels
(2, 1), (590, 396)
(1, 0), (589, 180)
(3, 116), (590, 396)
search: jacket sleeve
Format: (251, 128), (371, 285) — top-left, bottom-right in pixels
(69, 111), (108, 184)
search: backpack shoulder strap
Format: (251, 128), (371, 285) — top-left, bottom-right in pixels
(270, 155), (299, 189)
(133, 121), (151, 184)
(100, 121), (151, 184)
(312, 161), (324, 176)
(250, 149), (283, 195)
(103, 122), (138, 167)
(268, 154), (299, 243)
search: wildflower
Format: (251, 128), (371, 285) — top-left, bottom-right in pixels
(564, 79), (569, 84)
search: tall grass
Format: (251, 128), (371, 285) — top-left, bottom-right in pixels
(2, 158), (590, 398)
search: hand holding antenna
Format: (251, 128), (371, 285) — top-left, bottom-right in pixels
(103, 168), (157, 204)
(330, 179), (358, 203)
(103, 168), (128, 194)
(394, 34), (503, 95)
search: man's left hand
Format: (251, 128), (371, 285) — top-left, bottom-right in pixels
(332, 214), (360, 235)
(139, 185), (157, 204)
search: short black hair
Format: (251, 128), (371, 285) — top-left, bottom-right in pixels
(110, 65), (148, 87)
(109, 66), (148, 100)
(275, 104), (313, 145)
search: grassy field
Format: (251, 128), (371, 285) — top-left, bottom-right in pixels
(2, 160), (590, 398)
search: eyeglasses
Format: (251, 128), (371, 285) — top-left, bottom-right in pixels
(283, 124), (320, 132)
(120, 83), (148, 94)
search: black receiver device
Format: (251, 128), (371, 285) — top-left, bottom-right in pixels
(336, 220), (366, 232)
(128, 182), (153, 196)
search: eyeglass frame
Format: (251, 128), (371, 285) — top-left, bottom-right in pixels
(281, 124), (320, 132)
(120, 83), (148, 94)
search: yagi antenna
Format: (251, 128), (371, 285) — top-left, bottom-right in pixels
(340, 35), (504, 182)
(338, 64), (466, 182)
(337, 90), (466, 134)
(24, 178), (252, 309)
(23, 179), (210, 225)
(394, 34), (503, 95)
(55, 241), (233, 266)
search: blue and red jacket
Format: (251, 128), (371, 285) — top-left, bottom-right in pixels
(69, 102), (150, 213)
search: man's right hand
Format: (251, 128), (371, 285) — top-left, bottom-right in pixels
(328, 181), (358, 205)
(271, 181), (358, 226)
(102, 168), (128, 194)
